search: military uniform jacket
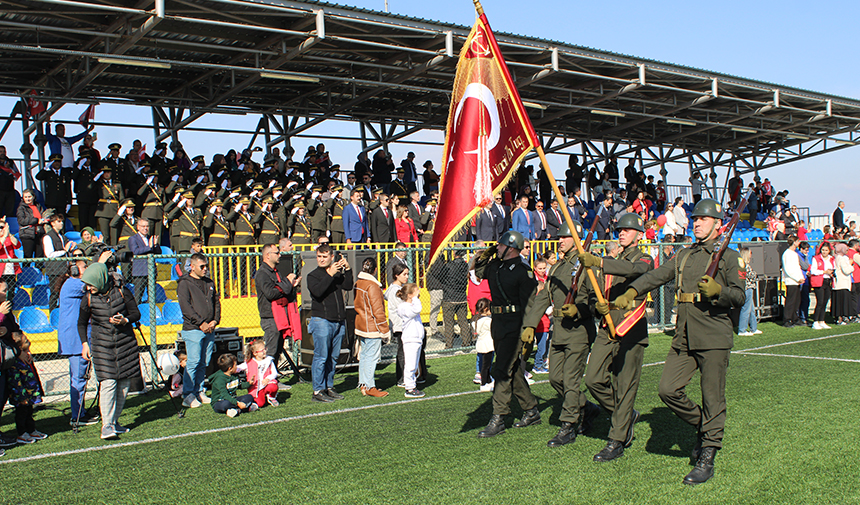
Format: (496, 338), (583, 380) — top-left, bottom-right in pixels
(592, 246), (654, 345)
(110, 213), (138, 247)
(326, 197), (345, 234)
(36, 167), (74, 209)
(72, 166), (100, 205)
(203, 212), (232, 246)
(306, 199), (328, 234)
(288, 213), (312, 244)
(523, 252), (595, 344)
(254, 209), (281, 242)
(475, 254), (537, 328)
(629, 239), (744, 350)
(136, 181), (165, 222)
(225, 209), (257, 245)
(167, 205), (203, 240)
(389, 179), (409, 199)
(95, 181), (125, 218)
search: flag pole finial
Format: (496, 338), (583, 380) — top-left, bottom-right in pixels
(472, 0), (484, 16)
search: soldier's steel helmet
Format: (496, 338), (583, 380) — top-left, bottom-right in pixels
(616, 213), (645, 232)
(691, 198), (723, 219)
(557, 220), (584, 238)
(498, 230), (525, 250)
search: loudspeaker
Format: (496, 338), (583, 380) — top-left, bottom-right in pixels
(755, 277), (783, 321)
(746, 242), (782, 278)
(298, 308), (356, 368)
(176, 327), (243, 375)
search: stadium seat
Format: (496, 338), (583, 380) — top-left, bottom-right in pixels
(156, 246), (176, 265)
(138, 304), (163, 326)
(5, 217), (18, 235)
(141, 284), (167, 304)
(12, 288), (31, 310)
(30, 284), (49, 308)
(50, 308), (59, 329)
(64, 218), (75, 232)
(19, 307), (54, 334)
(18, 266), (42, 288)
(161, 301), (183, 325)
(65, 231), (82, 242)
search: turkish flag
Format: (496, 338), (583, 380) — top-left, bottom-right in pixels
(78, 104), (95, 127)
(26, 91), (46, 118)
(428, 10), (538, 266)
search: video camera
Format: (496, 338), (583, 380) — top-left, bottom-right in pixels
(89, 242), (133, 271)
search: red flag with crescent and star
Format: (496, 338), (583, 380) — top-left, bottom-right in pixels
(428, 8), (539, 267)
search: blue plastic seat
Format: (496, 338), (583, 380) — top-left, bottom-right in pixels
(156, 246), (177, 265)
(138, 304), (163, 326)
(161, 301), (184, 325)
(18, 266), (42, 288)
(65, 231), (82, 242)
(19, 307), (54, 334)
(30, 284), (49, 308)
(5, 217), (18, 235)
(12, 288), (31, 310)
(49, 308), (59, 329)
(141, 284), (167, 304)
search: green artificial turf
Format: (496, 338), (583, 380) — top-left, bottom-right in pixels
(1, 323), (859, 504)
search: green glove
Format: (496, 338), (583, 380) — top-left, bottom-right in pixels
(561, 303), (578, 318)
(578, 251), (602, 268)
(520, 327), (535, 345)
(595, 301), (610, 316)
(479, 244), (498, 263)
(612, 288), (638, 311)
(698, 275), (722, 298)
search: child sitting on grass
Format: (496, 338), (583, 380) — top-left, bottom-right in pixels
(209, 353), (258, 418)
(7, 331), (47, 443)
(236, 339), (280, 407)
(169, 351), (187, 399)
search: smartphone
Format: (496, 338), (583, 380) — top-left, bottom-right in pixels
(334, 251), (343, 262)
(92, 132), (98, 141)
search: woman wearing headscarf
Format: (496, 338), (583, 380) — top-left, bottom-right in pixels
(78, 263), (141, 440)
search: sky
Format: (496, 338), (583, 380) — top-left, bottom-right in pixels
(2, 0), (859, 216)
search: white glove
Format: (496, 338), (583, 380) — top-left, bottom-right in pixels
(146, 175), (155, 185)
(309, 170), (316, 177)
(245, 179), (254, 187)
(273, 191), (282, 199)
(332, 191), (340, 199)
(268, 179), (276, 188)
(287, 181), (298, 189)
(221, 180), (229, 190)
(205, 189), (213, 197)
(250, 190), (259, 198)
(179, 198), (188, 208)
(217, 170), (226, 178)
(545, 306), (554, 316)
(229, 191), (239, 199)
(311, 191), (320, 200)
(426, 205), (432, 212)
(306, 182), (313, 190)
(76, 159), (85, 169)
(118, 205), (127, 216)
(234, 203), (242, 213)
(292, 193), (302, 200)
(209, 206), (217, 215)
(155, 148), (164, 156)
(196, 175), (205, 184)
(93, 171), (104, 182)
(172, 193), (181, 202)
(171, 174), (179, 182)
(291, 207), (299, 215)
(237, 163), (245, 172)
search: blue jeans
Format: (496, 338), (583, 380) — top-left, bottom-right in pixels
(739, 288), (758, 333)
(212, 394), (255, 415)
(308, 317), (345, 392)
(534, 331), (550, 370)
(181, 330), (215, 397)
(68, 355), (90, 419)
(358, 337), (383, 389)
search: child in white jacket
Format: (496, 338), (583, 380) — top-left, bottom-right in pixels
(397, 283), (425, 398)
(472, 298), (494, 392)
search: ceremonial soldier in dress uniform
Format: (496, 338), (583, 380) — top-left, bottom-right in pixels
(167, 189), (203, 253)
(254, 196), (281, 243)
(151, 142), (176, 187)
(576, 213), (653, 463)
(36, 154), (74, 214)
(193, 182), (219, 211)
(326, 184), (346, 244)
(616, 199), (744, 485)
(288, 201), (312, 245)
(203, 198), (232, 246)
(389, 168), (410, 199)
(521, 221), (601, 448)
(137, 163), (165, 245)
(94, 165), (124, 245)
(306, 185), (328, 243)
(110, 198), (138, 249)
(473, 230), (540, 438)
(72, 153), (99, 231)
(226, 196), (257, 246)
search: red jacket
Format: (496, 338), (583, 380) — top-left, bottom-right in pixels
(0, 236), (21, 275)
(395, 217), (418, 243)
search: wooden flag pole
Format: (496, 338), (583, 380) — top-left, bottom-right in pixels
(535, 145), (616, 338)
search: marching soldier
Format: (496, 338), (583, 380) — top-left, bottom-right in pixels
(203, 198), (232, 246)
(521, 221), (601, 448)
(473, 230), (540, 438)
(227, 196), (257, 246)
(167, 189), (203, 253)
(576, 213), (653, 463)
(326, 184), (346, 244)
(288, 201), (312, 245)
(254, 196), (281, 243)
(137, 165), (165, 245)
(94, 165), (124, 245)
(616, 199), (744, 485)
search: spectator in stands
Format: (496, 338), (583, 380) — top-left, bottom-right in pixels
(78, 227), (98, 255)
(306, 244), (353, 403)
(533, 200), (548, 240)
(0, 145), (20, 218)
(689, 172), (704, 204)
(422, 160), (439, 196)
(78, 263), (141, 440)
(823, 225), (834, 241)
(512, 195), (534, 239)
(43, 212), (74, 311)
(17, 189), (47, 260)
(45, 120), (92, 169)
(442, 249), (471, 348)
(672, 196), (689, 233)
(531, 256), (551, 374)
(781, 235), (804, 328)
(371, 150), (393, 193)
(746, 183), (759, 224)
(604, 240), (621, 259)
(655, 180), (666, 212)
(833, 201), (845, 230)
(395, 207), (418, 243)
(36, 154), (74, 214)
(476, 203), (498, 242)
(784, 205), (800, 234)
(849, 240), (860, 320)
(810, 242), (835, 330)
(177, 253), (221, 408)
(370, 194), (395, 244)
(343, 188), (369, 244)
(545, 199), (563, 239)
(354, 258), (390, 398)
(0, 218), (21, 302)
(796, 220), (808, 241)
(737, 246), (760, 336)
(128, 219), (160, 304)
(832, 243), (854, 325)
(662, 201), (682, 238)
(596, 196), (613, 240)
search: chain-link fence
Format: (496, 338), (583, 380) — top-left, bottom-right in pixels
(14, 240), (745, 399)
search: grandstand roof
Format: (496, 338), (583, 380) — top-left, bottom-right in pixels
(2, 0), (860, 174)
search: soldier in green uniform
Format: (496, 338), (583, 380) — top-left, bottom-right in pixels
(288, 201), (312, 245)
(473, 230), (540, 438)
(226, 196), (257, 246)
(110, 198), (138, 250)
(254, 196), (281, 243)
(203, 198), (232, 246)
(306, 186), (328, 243)
(577, 213), (653, 463)
(193, 182), (219, 211)
(167, 189), (203, 253)
(94, 166), (124, 245)
(521, 221), (601, 447)
(137, 163), (165, 246)
(326, 185), (346, 244)
(615, 198), (744, 485)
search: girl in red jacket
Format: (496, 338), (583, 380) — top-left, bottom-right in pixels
(237, 339), (280, 407)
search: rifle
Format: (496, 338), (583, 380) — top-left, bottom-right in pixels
(704, 191), (750, 279)
(563, 214), (601, 304)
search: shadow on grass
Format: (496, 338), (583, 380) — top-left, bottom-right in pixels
(641, 406), (696, 459)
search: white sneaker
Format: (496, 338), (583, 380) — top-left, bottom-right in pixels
(479, 382), (494, 392)
(198, 393), (211, 404)
(753, 329), (762, 335)
(812, 322), (822, 330)
(182, 394), (202, 408)
(820, 322), (832, 329)
(16, 433), (35, 444)
(738, 331), (753, 336)
(526, 377), (535, 386)
(30, 430), (48, 440)
(267, 395), (280, 407)
(226, 408), (239, 418)
(473, 373), (481, 385)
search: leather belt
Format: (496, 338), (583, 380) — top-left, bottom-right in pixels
(208, 234), (228, 239)
(179, 232), (198, 237)
(491, 305), (519, 314)
(332, 216), (342, 220)
(234, 232), (253, 236)
(99, 199), (118, 203)
(677, 292), (703, 303)
(144, 202), (160, 207)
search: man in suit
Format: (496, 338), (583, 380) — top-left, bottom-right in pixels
(491, 194), (509, 237)
(400, 152), (418, 193)
(596, 196), (614, 240)
(128, 218), (161, 303)
(370, 193), (395, 243)
(570, 189), (587, 217)
(343, 186), (369, 244)
(407, 190), (424, 240)
(533, 200), (548, 240)
(512, 195), (535, 240)
(546, 199), (564, 239)
(834, 201), (845, 230)
(476, 203), (498, 242)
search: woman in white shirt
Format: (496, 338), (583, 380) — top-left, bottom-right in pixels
(832, 242), (854, 325)
(662, 202), (683, 237)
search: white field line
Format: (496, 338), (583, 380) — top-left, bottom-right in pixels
(4, 330), (857, 465)
(733, 351), (860, 364)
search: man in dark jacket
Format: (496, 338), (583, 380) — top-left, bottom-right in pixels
(177, 253), (221, 408)
(305, 244), (353, 403)
(255, 242), (300, 370)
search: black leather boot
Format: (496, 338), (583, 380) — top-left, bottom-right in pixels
(513, 407), (542, 428)
(547, 422), (576, 447)
(690, 431), (703, 465)
(684, 447), (716, 485)
(477, 415), (506, 438)
(593, 440), (624, 462)
(577, 401), (600, 435)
